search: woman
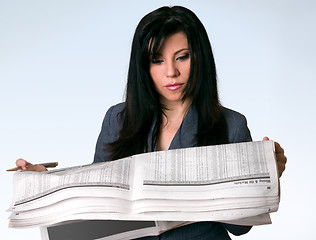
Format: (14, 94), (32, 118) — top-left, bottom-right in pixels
(16, 6), (287, 239)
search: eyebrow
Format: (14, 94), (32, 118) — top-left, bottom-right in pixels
(174, 48), (189, 55)
(149, 47), (190, 59)
(151, 48), (189, 57)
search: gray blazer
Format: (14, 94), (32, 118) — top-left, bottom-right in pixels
(93, 102), (253, 239)
(94, 103), (252, 163)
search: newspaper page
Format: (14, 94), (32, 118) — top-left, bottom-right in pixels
(10, 157), (134, 212)
(134, 140), (278, 200)
(8, 141), (279, 233)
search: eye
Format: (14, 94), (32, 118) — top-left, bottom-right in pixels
(176, 53), (190, 61)
(151, 58), (164, 64)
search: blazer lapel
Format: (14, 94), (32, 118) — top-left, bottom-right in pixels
(147, 105), (198, 152)
(169, 105), (198, 150)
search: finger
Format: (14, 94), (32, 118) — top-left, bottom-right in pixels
(274, 141), (285, 154)
(276, 153), (287, 164)
(274, 142), (287, 177)
(16, 158), (27, 166)
(16, 158), (31, 170)
(273, 142), (287, 164)
(25, 164), (47, 172)
(277, 161), (286, 177)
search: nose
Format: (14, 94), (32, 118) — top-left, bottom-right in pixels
(166, 61), (179, 78)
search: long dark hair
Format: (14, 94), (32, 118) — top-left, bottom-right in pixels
(107, 6), (227, 160)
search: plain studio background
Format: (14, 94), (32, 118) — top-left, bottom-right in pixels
(1, 0), (315, 239)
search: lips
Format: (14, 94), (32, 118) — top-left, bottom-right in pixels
(165, 83), (184, 91)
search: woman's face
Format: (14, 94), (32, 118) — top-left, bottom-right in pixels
(149, 31), (191, 105)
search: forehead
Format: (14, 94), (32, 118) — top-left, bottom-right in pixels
(151, 31), (188, 54)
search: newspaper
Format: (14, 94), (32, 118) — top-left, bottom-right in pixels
(8, 141), (280, 239)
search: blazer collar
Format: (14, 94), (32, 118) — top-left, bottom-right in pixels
(147, 104), (198, 152)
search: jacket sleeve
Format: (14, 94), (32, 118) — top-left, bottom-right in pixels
(222, 223), (252, 236)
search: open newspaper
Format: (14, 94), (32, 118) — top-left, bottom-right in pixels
(8, 140), (280, 239)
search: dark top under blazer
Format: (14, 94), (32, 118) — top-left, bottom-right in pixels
(93, 102), (253, 240)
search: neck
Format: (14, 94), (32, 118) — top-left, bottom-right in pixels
(161, 98), (192, 123)
(157, 97), (192, 151)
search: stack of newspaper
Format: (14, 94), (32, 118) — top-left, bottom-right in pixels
(8, 141), (280, 239)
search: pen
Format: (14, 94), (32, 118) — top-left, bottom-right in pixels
(6, 162), (58, 171)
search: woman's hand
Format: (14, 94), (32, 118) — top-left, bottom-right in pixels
(15, 158), (47, 172)
(263, 137), (287, 177)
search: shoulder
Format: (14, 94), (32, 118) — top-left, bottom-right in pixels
(101, 102), (126, 136)
(222, 107), (247, 125)
(104, 102), (125, 121)
(93, 102), (125, 163)
(222, 107), (252, 143)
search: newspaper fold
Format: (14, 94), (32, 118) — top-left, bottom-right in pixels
(8, 141), (280, 239)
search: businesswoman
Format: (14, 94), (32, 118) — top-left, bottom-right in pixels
(16, 6), (287, 239)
